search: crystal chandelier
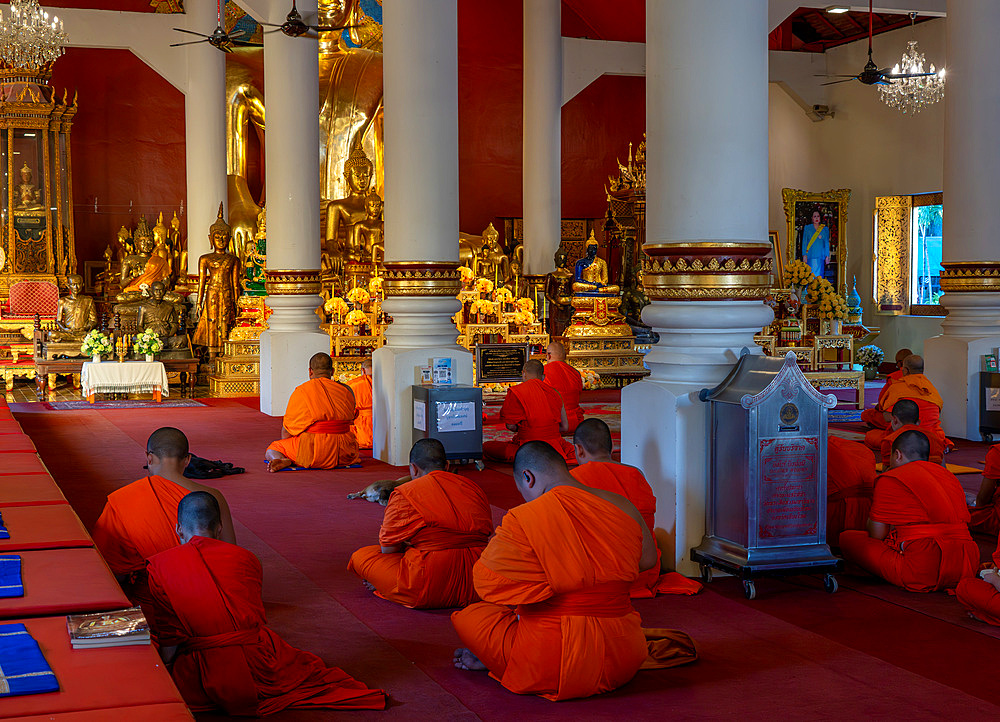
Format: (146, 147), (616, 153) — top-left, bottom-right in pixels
(878, 14), (945, 115)
(0, 0), (67, 72)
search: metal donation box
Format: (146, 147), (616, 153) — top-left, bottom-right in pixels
(692, 350), (842, 599)
(411, 384), (484, 469)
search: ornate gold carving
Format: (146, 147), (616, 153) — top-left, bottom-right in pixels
(264, 269), (322, 296)
(873, 195), (911, 314)
(382, 262), (461, 297)
(939, 262), (1000, 292)
(642, 242), (774, 301)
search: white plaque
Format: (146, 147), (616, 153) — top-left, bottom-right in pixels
(413, 400), (426, 431)
(436, 401), (476, 433)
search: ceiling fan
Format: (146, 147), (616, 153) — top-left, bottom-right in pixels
(256, 0), (357, 39)
(816, 1), (939, 87)
(170, 0), (260, 53)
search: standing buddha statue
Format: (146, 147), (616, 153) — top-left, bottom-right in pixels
(545, 247), (573, 336)
(192, 204), (241, 357)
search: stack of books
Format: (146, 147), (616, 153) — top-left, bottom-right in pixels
(66, 607), (150, 649)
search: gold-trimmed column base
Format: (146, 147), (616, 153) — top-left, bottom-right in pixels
(939, 262), (1000, 293)
(382, 261), (461, 297)
(264, 269), (322, 296)
(643, 241), (774, 301)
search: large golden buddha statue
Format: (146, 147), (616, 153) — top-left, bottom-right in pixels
(15, 162), (42, 212)
(572, 232), (620, 295)
(192, 204), (240, 357)
(325, 146), (375, 260)
(475, 223), (511, 288)
(118, 216), (172, 300)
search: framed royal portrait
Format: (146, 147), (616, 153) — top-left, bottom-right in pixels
(768, 231), (784, 287)
(782, 188), (850, 294)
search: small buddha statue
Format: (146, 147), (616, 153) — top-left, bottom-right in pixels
(137, 281), (187, 350)
(475, 223), (510, 288)
(117, 216), (172, 300)
(572, 232), (619, 295)
(325, 146), (375, 258)
(545, 247), (573, 336)
(48, 274), (97, 344)
(243, 206), (267, 296)
(169, 210), (187, 283)
(348, 192), (383, 262)
(14, 163), (42, 211)
(504, 244), (524, 298)
(192, 203), (240, 357)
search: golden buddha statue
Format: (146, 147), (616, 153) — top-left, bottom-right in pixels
(14, 162), (42, 212)
(137, 281), (187, 350)
(325, 146), (375, 258)
(192, 204), (240, 356)
(169, 211), (187, 285)
(504, 244), (524, 298)
(475, 223), (510, 288)
(349, 192), (383, 262)
(118, 216), (172, 300)
(572, 231), (619, 295)
(48, 274), (97, 344)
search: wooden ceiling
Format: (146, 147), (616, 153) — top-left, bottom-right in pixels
(769, 8), (934, 52)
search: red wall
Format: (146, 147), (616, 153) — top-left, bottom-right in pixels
(50, 47), (186, 270)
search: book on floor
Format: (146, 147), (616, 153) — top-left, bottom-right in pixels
(66, 606), (150, 648)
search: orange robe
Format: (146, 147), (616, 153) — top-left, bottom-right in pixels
(864, 374), (946, 451)
(570, 461), (699, 598)
(543, 360), (585, 432)
(955, 531), (1000, 625)
(347, 470), (493, 608)
(826, 436), (876, 546)
(267, 377), (359, 468)
(970, 445), (1000, 536)
(147, 536), (385, 715)
(91, 475), (187, 606)
(878, 424), (944, 466)
(451, 486), (697, 701)
(839, 461), (978, 592)
(482, 378), (575, 464)
(861, 370), (903, 429)
(347, 373), (373, 450)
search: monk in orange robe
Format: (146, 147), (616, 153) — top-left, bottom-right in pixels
(864, 355), (944, 450)
(266, 353), (359, 471)
(840, 430), (978, 592)
(955, 531), (1000, 625)
(92, 427), (235, 608)
(861, 348), (911, 429)
(452, 441), (697, 701)
(878, 399), (945, 466)
(970, 444), (1000, 536)
(146, 492), (385, 715)
(543, 341), (584, 432)
(347, 357), (374, 450)
(483, 360), (575, 464)
(348, 439), (493, 608)
(826, 435), (876, 547)
(570, 418), (700, 598)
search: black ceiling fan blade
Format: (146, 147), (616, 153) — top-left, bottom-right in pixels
(311, 24), (358, 32)
(231, 39), (264, 47)
(172, 27), (209, 38)
(886, 72), (939, 79)
(821, 77), (859, 86)
(814, 74), (861, 78)
(170, 39), (208, 47)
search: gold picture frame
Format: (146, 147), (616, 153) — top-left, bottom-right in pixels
(782, 188), (850, 295)
(768, 231), (784, 287)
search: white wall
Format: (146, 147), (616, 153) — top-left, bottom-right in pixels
(769, 18), (947, 355)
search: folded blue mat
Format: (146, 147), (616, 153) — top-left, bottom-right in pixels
(0, 511), (8, 539)
(0, 556), (23, 598)
(0, 623), (59, 697)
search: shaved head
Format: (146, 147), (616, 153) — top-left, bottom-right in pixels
(310, 352), (333, 376)
(147, 427), (189, 460)
(522, 359), (544, 380)
(361, 356), (372, 371)
(892, 429), (930, 463)
(177, 491), (221, 537)
(573, 418), (612, 456)
(891, 399), (919, 426)
(513, 440), (568, 483)
(902, 354), (924, 374)
(546, 342), (566, 361)
(409, 438), (447, 473)
(895, 348), (912, 365)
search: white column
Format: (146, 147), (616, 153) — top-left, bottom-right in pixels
(621, 0), (772, 575)
(183, 0), (227, 279)
(924, 0), (1000, 440)
(522, 0), (561, 275)
(258, 0), (329, 416)
(374, 0), (472, 465)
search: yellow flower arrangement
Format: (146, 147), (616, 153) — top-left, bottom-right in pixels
(459, 265), (475, 283)
(783, 259), (815, 288)
(368, 276), (383, 295)
(470, 299), (499, 316)
(347, 287), (371, 305)
(474, 277), (494, 294)
(515, 297), (534, 312)
(493, 287), (513, 304)
(345, 309), (369, 326)
(324, 296), (350, 316)
(511, 310), (536, 326)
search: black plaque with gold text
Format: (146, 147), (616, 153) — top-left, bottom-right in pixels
(476, 343), (529, 384)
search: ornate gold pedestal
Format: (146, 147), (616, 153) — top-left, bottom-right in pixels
(207, 297), (267, 397)
(562, 295), (646, 383)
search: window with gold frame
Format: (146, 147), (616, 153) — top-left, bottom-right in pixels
(873, 192), (944, 317)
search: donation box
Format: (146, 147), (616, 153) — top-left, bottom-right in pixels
(411, 385), (483, 467)
(691, 350), (842, 599)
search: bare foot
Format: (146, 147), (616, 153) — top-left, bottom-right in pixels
(967, 610), (987, 624)
(453, 647), (487, 671)
(361, 579), (376, 592)
(267, 458), (294, 473)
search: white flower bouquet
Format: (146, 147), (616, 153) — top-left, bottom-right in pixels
(81, 330), (113, 358)
(856, 345), (884, 368)
(133, 329), (164, 356)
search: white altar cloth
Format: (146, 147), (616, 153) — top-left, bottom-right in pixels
(81, 361), (170, 400)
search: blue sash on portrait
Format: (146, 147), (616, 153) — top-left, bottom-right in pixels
(0, 556), (23, 598)
(0, 511), (9, 539)
(0, 623), (59, 697)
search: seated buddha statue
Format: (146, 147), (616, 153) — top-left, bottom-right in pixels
(47, 274), (97, 345)
(348, 192), (383, 262)
(137, 281), (187, 350)
(572, 232), (619, 295)
(325, 146), (375, 259)
(15, 163), (42, 212)
(476, 223), (510, 288)
(117, 216), (172, 301)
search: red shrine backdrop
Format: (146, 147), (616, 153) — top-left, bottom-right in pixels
(52, 0), (645, 271)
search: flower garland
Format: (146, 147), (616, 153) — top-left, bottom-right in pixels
(81, 330), (113, 357)
(133, 329), (164, 356)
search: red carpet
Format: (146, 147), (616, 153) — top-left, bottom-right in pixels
(12, 396), (1000, 720)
